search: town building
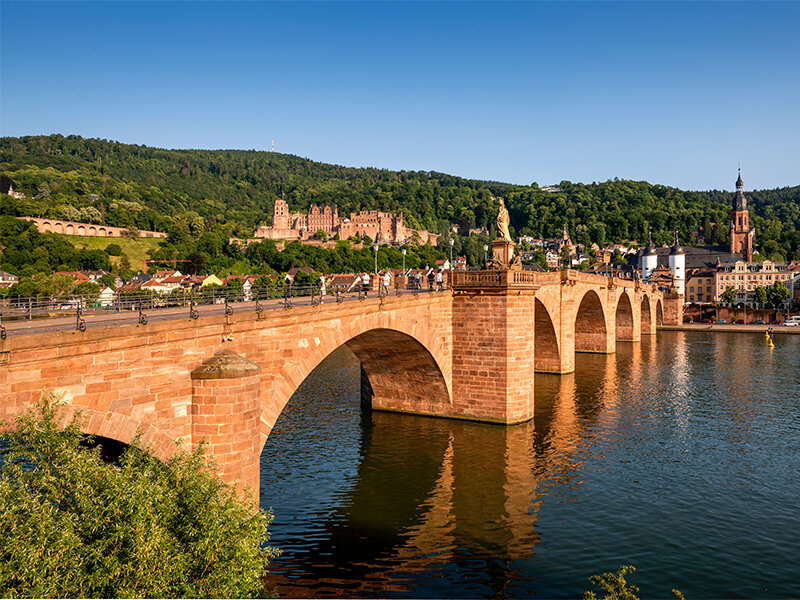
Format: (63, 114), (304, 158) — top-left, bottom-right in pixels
(714, 260), (793, 303)
(583, 262), (637, 280)
(0, 271), (19, 289)
(685, 266), (717, 303)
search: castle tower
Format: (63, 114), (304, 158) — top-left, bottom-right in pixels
(273, 197), (289, 230)
(668, 230), (686, 296)
(730, 170), (754, 262)
(641, 232), (658, 282)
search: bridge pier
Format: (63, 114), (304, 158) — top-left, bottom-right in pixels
(451, 270), (538, 425)
(190, 351), (262, 500)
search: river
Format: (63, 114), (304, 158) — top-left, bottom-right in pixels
(259, 331), (800, 598)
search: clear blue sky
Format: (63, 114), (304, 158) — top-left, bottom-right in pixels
(1, 1), (798, 191)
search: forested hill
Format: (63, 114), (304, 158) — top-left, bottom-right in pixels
(1, 134), (799, 260)
(0, 134), (510, 238)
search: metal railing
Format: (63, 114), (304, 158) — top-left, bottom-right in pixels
(0, 281), (450, 335)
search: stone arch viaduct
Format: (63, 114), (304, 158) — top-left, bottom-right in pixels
(0, 269), (679, 496)
(18, 217), (168, 239)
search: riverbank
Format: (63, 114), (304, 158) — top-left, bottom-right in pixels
(660, 323), (800, 335)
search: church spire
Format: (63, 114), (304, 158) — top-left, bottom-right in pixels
(736, 168), (743, 191)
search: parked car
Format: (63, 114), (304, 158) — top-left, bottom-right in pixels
(715, 319), (725, 324)
(733, 319), (745, 324)
(785, 316), (800, 327)
(751, 320), (765, 325)
(770, 320), (784, 325)
(701, 319), (713, 323)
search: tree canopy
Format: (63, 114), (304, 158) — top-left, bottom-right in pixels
(0, 396), (278, 598)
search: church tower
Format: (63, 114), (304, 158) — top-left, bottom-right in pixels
(730, 170), (754, 262)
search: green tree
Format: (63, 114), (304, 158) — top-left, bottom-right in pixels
(315, 229), (328, 242)
(74, 281), (100, 298)
(753, 286), (768, 305)
(0, 396), (278, 598)
(46, 273), (77, 297)
(118, 253), (133, 278)
(105, 242), (123, 256)
(559, 246), (572, 268)
(720, 285), (736, 304)
(769, 280), (790, 306)
(98, 273), (117, 290)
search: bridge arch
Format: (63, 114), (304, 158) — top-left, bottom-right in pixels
(615, 291), (635, 341)
(641, 295), (653, 334)
(574, 290), (608, 353)
(260, 322), (452, 446)
(534, 298), (560, 373)
(3, 401), (181, 462)
(656, 299), (664, 326)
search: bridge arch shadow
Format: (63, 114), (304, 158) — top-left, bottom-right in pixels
(262, 327), (452, 446)
(574, 290), (608, 353)
(642, 294), (652, 333)
(615, 291), (634, 341)
(534, 298), (560, 372)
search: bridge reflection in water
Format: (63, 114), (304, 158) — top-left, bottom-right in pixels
(261, 333), (800, 598)
(260, 342), (627, 598)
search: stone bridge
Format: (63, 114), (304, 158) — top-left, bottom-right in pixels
(0, 269), (679, 496)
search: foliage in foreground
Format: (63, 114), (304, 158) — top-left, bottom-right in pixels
(0, 397), (278, 598)
(584, 565), (684, 600)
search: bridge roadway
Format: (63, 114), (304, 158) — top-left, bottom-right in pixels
(0, 268), (678, 497)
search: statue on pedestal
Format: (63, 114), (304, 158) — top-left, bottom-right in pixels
(496, 197), (513, 243)
(487, 197), (520, 269)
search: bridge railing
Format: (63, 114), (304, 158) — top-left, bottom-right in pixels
(451, 269), (560, 289)
(0, 281), (450, 335)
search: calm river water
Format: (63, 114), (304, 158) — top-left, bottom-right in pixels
(260, 331), (800, 598)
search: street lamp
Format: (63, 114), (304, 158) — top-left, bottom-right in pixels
(402, 248), (406, 272)
(449, 237), (454, 271)
(483, 244), (488, 267)
(373, 243), (379, 275)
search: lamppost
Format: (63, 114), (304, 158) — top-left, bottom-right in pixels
(402, 248), (406, 272)
(483, 244), (488, 267)
(449, 237), (454, 272)
(373, 243), (379, 275)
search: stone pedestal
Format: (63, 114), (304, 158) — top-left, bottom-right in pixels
(395, 275), (408, 290)
(191, 351), (261, 500)
(491, 239), (515, 266)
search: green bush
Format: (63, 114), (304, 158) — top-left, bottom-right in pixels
(584, 565), (684, 600)
(0, 396), (278, 598)
(105, 243), (123, 256)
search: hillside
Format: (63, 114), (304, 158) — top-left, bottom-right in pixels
(1, 135), (798, 262)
